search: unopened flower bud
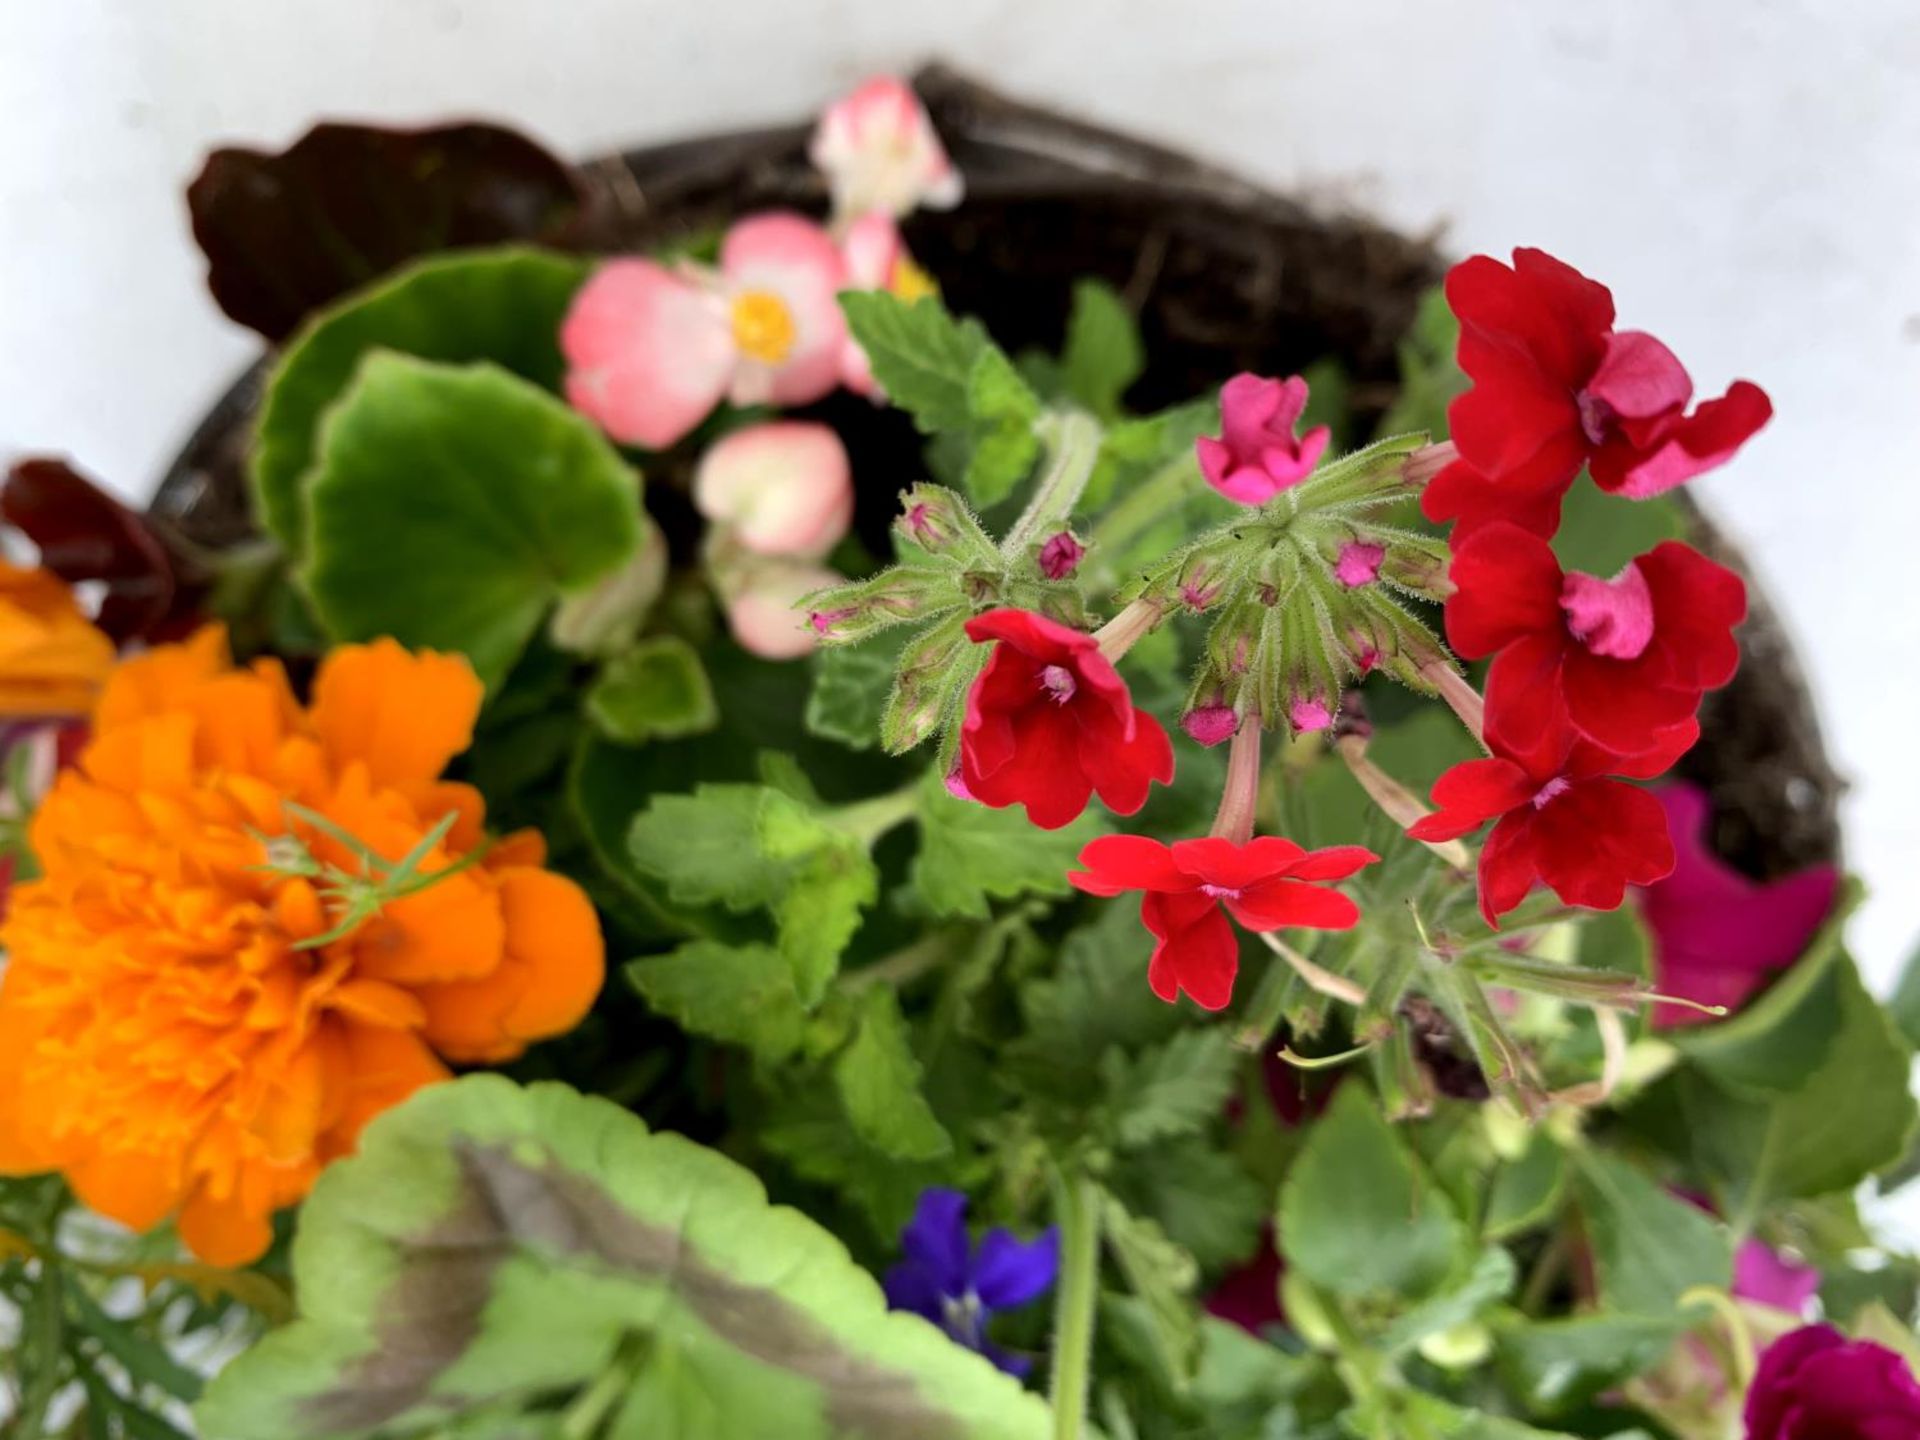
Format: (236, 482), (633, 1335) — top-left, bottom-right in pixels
(1038, 530), (1085, 580)
(1181, 703), (1240, 748)
(1380, 537), (1453, 600)
(802, 565), (947, 644)
(550, 523), (669, 656)
(1401, 439), (1458, 488)
(1289, 695), (1335, 733)
(879, 616), (972, 753)
(892, 482), (994, 562)
(1332, 540), (1386, 588)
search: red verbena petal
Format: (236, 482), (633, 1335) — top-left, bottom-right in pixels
(1142, 892), (1239, 1011)
(1068, 834), (1189, 895)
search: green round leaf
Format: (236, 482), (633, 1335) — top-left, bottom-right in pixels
(300, 352), (641, 690)
(253, 246), (589, 556)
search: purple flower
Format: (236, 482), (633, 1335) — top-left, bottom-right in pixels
(1735, 1239), (1820, 1316)
(1746, 1324), (1920, 1438)
(882, 1187), (1059, 1376)
(1635, 783), (1840, 1029)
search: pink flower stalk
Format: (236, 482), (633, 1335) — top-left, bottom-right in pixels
(1635, 783), (1841, 1028)
(1195, 374), (1332, 505)
(693, 422), (854, 560)
(561, 213), (849, 449)
(1038, 531), (1086, 580)
(723, 560), (845, 661)
(837, 211), (939, 395)
(810, 76), (964, 221)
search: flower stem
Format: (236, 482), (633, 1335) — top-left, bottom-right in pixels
(1421, 661), (1486, 747)
(1086, 450), (1202, 562)
(1006, 410), (1104, 557)
(828, 786), (920, 848)
(1208, 722), (1263, 844)
(1047, 1168), (1100, 1440)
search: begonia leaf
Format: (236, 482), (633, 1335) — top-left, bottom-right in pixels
(195, 1076), (1049, 1439)
(254, 247), (589, 557)
(300, 353), (641, 691)
(188, 121), (589, 342)
(585, 636), (718, 745)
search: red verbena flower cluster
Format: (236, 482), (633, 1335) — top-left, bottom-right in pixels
(1411, 249), (1767, 925)
(1423, 248), (1772, 541)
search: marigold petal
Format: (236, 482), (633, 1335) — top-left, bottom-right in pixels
(311, 638), (484, 792)
(177, 1187), (276, 1267)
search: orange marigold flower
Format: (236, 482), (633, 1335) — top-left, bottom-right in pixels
(0, 627), (604, 1265)
(0, 560), (116, 716)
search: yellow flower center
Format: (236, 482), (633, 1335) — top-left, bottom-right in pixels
(891, 258), (937, 304)
(729, 290), (797, 364)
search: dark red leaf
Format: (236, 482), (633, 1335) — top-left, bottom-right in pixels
(2, 458), (202, 642)
(187, 120), (594, 341)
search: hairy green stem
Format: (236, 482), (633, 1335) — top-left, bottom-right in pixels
(1232, 945), (1308, 1052)
(1005, 410), (1105, 556)
(1047, 1169), (1100, 1440)
(827, 786), (920, 848)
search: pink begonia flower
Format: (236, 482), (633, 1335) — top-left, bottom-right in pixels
(561, 212), (848, 449)
(1635, 782), (1841, 1029)
(724, 560), (845, 661)
(694, 422), (854, 560)
(1196, 374), (1333, 505)
(838, 211), (939, 395)
(810, 76), (964, 221)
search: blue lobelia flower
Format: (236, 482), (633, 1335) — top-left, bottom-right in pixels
(882, 1187), (1060, 1377)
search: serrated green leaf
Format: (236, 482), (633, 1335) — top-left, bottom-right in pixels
(626, 942), (805, 1063)
(962, 347), (1043, 505)
(774, 828), (879, 1005)
(253, 247), (589, 557)
(806, 644), (897, 751)
(585, 635), (718, 745)
(1278, 1084), (1466, 1303)
(628, 784), (786, 909)
(1103, 1029), (1241, 1150)
(1571, 1150), (1730, 1317)
(1061, 280), (1144, 421)
(833, 988), (952, 1162)
(195, 1076), (1048, 1440)
(300, 353), (642, 690)
(910, 772), (1106, 919)
(839, 292), (990, 434)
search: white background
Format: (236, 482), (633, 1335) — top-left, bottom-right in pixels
(3, 10), (1916, 1002)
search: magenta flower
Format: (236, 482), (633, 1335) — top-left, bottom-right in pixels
(1037, 531), (1085, 580)
(1746, 1325), (1920, 1439)
(1634, 783), (1841, 1028)
(1195, 373), (1332, 505)
(1736, 1239), (1821, 1315)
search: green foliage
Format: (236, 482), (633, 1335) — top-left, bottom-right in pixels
(1102, 1028), (1241, 1150)
(300, 353), (643, 689)
(1060, 279), (1145, 420)
(833, 987), (954, 1161)
(1374, 284), (1465, 441)
(1572, 1150), (1731, 1317)
(838, 292), (1042, 504)
(805, 642), (897, 751)
(253, 246), (588, 557)
(586, 635), (719, 744)
(196, 1076), (1051, 1440)
(1552, 474), (1686, 578)
(626, 782), (888, 1004)
(627, 941), (805, 1063)
(1278, 1085), (1468, 1303)
(910, 770), (1107, 919)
